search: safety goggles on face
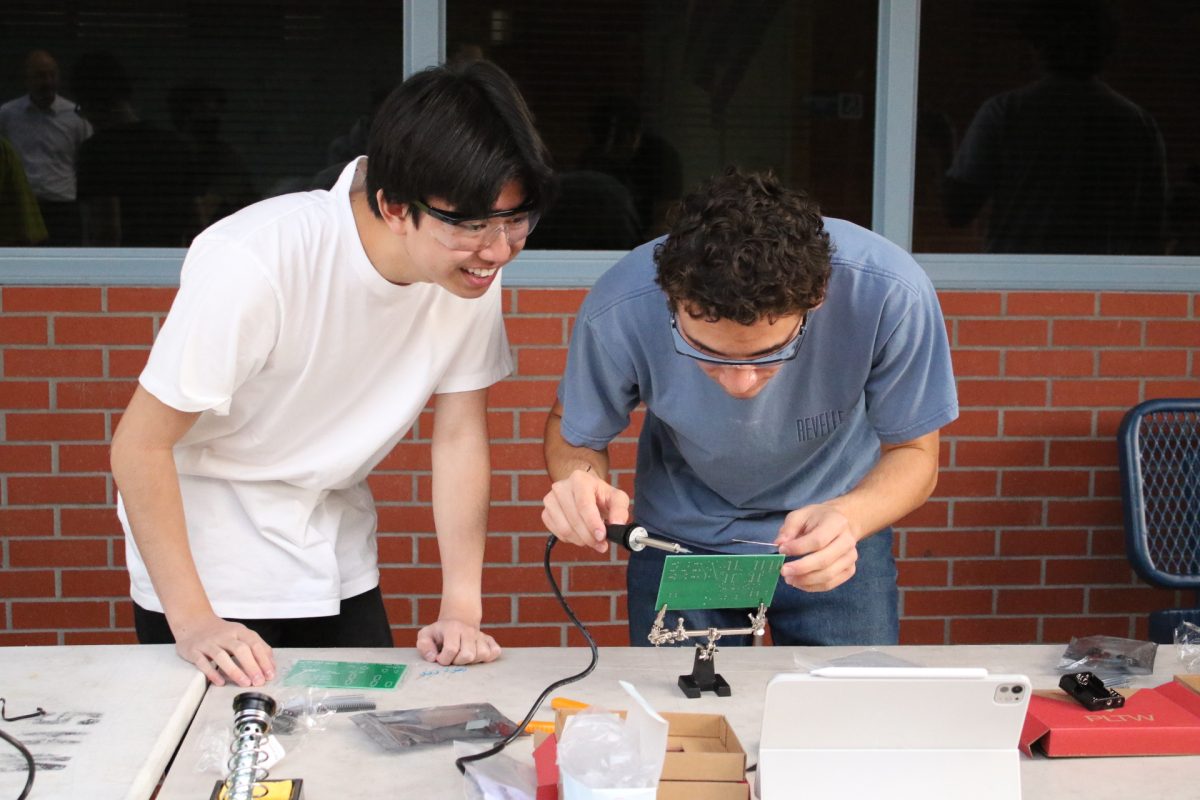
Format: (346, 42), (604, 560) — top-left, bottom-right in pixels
(411, 199), (540, 251)
(669, 309), (808, 367)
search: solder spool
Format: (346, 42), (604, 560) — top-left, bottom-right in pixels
(225, 692), (277, 800)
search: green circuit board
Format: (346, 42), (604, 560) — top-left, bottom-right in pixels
(653, 554), (785, 611)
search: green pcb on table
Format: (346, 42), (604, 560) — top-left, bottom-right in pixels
(283, 659), (407, 689)
(654, 554), (785, 610)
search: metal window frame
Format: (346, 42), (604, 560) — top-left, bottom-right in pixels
(1, 0), (1197, 290)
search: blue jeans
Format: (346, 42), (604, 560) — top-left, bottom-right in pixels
(625, 530), (899, 646)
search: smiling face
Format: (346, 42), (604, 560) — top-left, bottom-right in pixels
(387, 180), (528, 299)
(673, 307), (806, 399)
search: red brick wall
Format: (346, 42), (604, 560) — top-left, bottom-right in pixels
(1, 286), (1197, 647)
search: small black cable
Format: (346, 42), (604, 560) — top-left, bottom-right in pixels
(0, 726), (36, 800)
(455, 534), (599, 774)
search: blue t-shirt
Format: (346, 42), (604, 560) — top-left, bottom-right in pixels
(557, 218), (958, 551)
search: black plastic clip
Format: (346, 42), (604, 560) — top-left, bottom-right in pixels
(1058, 672), (1125, 711)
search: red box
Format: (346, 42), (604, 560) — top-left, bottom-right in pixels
(1020, 675), (1200, 757)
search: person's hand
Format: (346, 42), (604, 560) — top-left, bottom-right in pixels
(775, 504), (861, 592)
(171, 614), (275, 687)
(416, 619), (502, 666)
(541, 468), (631, 553)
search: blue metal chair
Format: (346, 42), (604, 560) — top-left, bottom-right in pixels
(1117, 398), (1200, 643)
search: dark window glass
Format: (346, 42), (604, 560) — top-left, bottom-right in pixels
(1, 2), (403, 247)
(448, 0), (877, 250)
(914, 0), (1199, 256)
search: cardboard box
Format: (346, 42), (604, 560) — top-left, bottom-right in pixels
(1020, 675), (1200, 757)
(536, 709), (749, 800)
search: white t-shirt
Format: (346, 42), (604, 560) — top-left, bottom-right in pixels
(120, 158), (514, 618)
(0, 95), (92, 201)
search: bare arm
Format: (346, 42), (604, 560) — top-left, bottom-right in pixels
(415, 387), (501, 665)
(778, 430), (941, 591)
(111, 386), (273, 685)
(541, 399), (630, 553)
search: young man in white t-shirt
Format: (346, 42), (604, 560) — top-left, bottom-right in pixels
(110, 60), (555, 688)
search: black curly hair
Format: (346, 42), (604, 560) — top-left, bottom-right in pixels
(654, 168), (832, 324)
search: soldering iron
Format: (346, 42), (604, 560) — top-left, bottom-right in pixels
(605, 523), (692, 554)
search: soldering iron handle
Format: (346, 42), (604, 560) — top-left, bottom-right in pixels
(605, 523), (644, 551)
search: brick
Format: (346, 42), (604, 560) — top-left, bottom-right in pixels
(55, 316), (155, 345)
(3, 287), (102, 312)
(505, 317), (565, 346)
(1090, 530), (1126, 556)
(897, 559), (949, 587)
(952, 559), (1042, 586)
(949, 617), (1038, 644)
(1048, 439), (1116, 467)
(491, 443), (548, 471)
(564, 564), (627, 592)
(114, 598), (133, 625)
(955, 440), (1045, 468)
(0, 444), (53, 472)
(483, 566), (557, 594)
(0, 380), (50, 408)
(107, 287), (177, 312)
(1044, 557), (1134, 584)
(568, 624), (627, 647)
(518, 535), (616, 563)
(1089, 586), (1179, 614)
(1099, 293), (1188, 317)
(516, 289), (587, 314)
(488, 379), (559, 408)
(417, 533), (513, 565)
(8, 475), (108, 504)
(65, 631), (138, 645)
(1046, 499), (1122, 526)
(1003, 410), (1094, 438)
(958, 320), (1048, 347)
(5, 348), (103, 377)
(957, 379), (1047, 407)
(489, 474), (513, 502)
(1093, 410), (1125, 438)
(59, 444), (112, 472)
(1092, 469), (1121, 497)
(516, 347), (568, 377)
(895, 501), (949, 528)
(0, 315), (48, 343)
(0, 632), (58, 645)
(486, 410), (516, 440)
(1100, 349), (1187, 377)
(377, 443), (431, 470)
(997, 588), (1084, 614)
(1006, 292), (1095, 316)
(9, 538), (109, 567)
(6, 412), (107, 441)
(378, 566), (443, 594)
(519, 594), (612, 623)
(12, 601), (110, 629)
(56, 380), (137, 410)
(905, 589), (993, 616)
(1005, 350), (1094, 377)
(376, 536), (416, 565)
(517, 473), (553, 502)
(1145, 320), (1200, 347)
(108, 349), (150, 377)
(381, 597), (415, 625)
(954, 500), (1044, 527)
(608, 441), (638, 470)
(943, 410), (999, 437)
(60, 508), (123, 536)
(937, 292), (1002, 316)
(61, 569), (129, 597)
(518, 409), (551, 439)
(1144, 381), (1200, 398)
(1041, 616), (1132, 643)
(489, 504), (547, 532)
(899, 618), (946, 644)
(1052, 319), (1141, 347)
(1001, 469), (1090, 498)
(950, 350), (1001, 377)
(930, 469), (996, 497)
(1051, 379), (1141, 408)
(0, 508), (55, 536)
(0, 570), (56, 597)
(905, 531), (995, 558)
(367, 474), (413, 502)
(489, 625), (563, 646)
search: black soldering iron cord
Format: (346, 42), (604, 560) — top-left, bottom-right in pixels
(0, 726), (35, 800)
(454, 534), (599, 774)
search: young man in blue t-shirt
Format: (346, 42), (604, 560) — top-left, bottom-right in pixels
(542, 168), (958, 645)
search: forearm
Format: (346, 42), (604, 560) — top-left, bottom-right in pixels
(544, 400), (610, 481)
(825, 431), (940, 541)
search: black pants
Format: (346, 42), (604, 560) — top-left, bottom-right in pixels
(133, 586), (394, 648)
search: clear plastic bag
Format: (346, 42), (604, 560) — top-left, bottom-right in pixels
(351, 703), (519, 752)
(557, 711), (659, 791)
(1057, 635), (1157, 686)
(1176, 621), (1200, 672)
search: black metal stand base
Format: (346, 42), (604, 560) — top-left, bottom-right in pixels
(678, 645), (732, 698)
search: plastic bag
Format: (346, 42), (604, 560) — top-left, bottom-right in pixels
(272, 688), (373, 735)
(1176, 621), (1200, 672)
(351, 703), (518, 752)
(458, 740), (537, 800)
(557, 711), (659, 791)
(1057, 635), (1157, 685)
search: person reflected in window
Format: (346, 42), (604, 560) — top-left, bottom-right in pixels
(943, 0), (1166, 255)
(577, 96), (683, 240)
(0, 49), (92, 245)
(71, 51), (198, 246)
(168, 81), (257, 231)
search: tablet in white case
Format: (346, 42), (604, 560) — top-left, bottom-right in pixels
(757, 669), (1030, 800)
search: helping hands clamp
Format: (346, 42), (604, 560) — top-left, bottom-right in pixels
(648, 603), (768, 698)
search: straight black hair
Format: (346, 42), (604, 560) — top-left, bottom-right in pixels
(365, 60), (555, 221)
